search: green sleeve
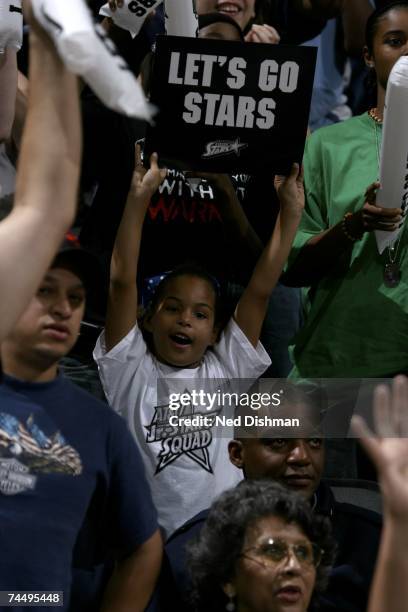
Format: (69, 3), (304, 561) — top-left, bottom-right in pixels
(289, 131), (330, 266)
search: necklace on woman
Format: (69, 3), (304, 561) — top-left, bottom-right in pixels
(370, 108), (404, 288)
(384, 244), (402, 287)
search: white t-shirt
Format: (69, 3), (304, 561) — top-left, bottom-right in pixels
(94, 318), (271, 537)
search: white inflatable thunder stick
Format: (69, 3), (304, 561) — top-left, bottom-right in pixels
(376, 56), (408, 254)
(0, 0), (23, 52)
(31, 0), (152, 119)
(100, 0), (163, 38)
(165, 0), (198, 37)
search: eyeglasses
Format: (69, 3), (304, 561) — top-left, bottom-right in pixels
(240, 537), (323, 569)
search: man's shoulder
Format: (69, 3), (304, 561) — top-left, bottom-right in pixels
(317, 479), (382, 530)
(57, 376), (133, 436)
(166, 509), (209, 551)
(0, 384), (46, 417)
(330, 494), (382, 558)
(333, 499), (382, 529)
(56, 375), (111, 411)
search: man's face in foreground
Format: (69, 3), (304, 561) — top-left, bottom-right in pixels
(229, 401), (325, 499)
(2, 266), (85, 366)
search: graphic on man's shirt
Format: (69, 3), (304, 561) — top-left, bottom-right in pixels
(145, 392), (219, 475)
(0, 411), (82, 495)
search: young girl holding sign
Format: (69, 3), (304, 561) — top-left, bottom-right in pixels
(94, 145), (304, 537)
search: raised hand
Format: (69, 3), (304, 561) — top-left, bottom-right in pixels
(274, 163), (305, 218)
(351, 376), (408, 519)
(128, 144), (167, 204)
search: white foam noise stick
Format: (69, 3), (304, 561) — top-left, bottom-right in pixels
(376, 56), (408, 254)
(164, 0), (198, 37)
(0, 0), (23, 52)
(100, 0), (163, 39)
(31, 0), (153, 119)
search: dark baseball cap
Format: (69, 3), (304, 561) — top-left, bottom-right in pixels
(51, 233), (101, 294)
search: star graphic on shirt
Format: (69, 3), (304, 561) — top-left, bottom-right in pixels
(145, 391), (214, 474)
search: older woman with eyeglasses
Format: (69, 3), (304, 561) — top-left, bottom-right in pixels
(186, 480), (335, 612)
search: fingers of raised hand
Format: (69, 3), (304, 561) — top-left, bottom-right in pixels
(149, 152), (159, 171)
(134, 143), (143, 166)
(273, 174), (283, 190)
(390, 376), (408, 437)
(134, 144), (145, 174)
(290, 162), (300, 178)
(245, 24), (280, 44)
(133, 144), (147, 183)
(147, 152), (166, 185)
(364, 377), (408, 441)
(290, 163), (304, 187)
(350, 415), (383, 468)
(352, 378), (408, 483)
(374, 384), (396, 438)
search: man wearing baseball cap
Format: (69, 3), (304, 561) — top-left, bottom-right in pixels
(0, 236), (162, 611)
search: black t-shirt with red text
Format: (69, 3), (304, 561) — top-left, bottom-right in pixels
(138, 169), (279, 287)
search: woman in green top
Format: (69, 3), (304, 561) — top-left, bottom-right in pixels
(286, 2), (408, 378)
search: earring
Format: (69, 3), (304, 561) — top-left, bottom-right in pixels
(226, 595), (235, 612)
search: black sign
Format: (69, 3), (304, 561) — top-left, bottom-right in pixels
(145, 36), (317, 174)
